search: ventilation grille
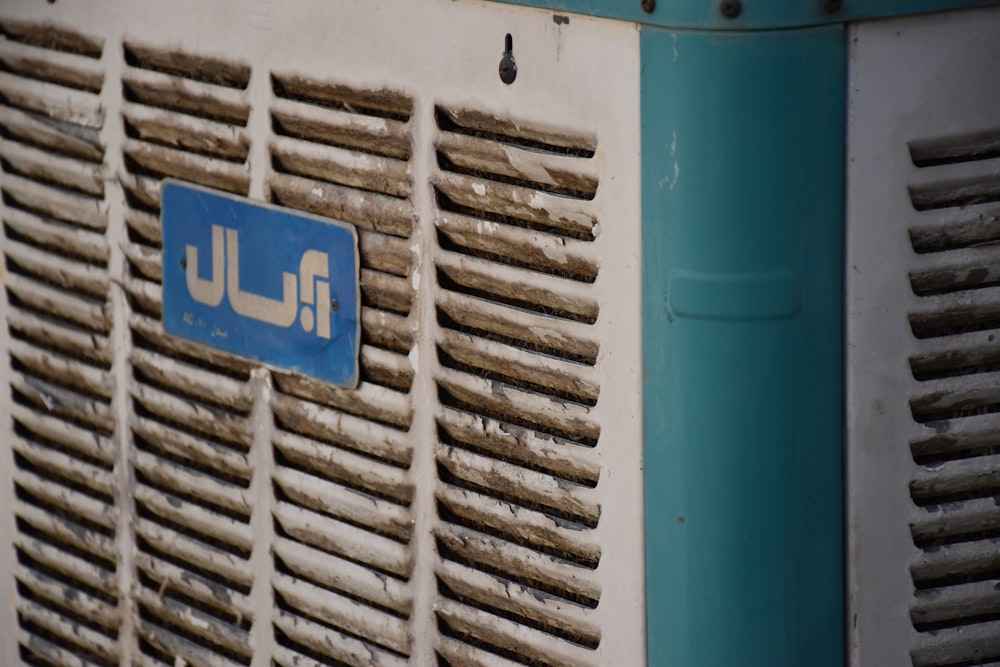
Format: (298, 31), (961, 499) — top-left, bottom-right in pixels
(118, 43), (259, 667)
(906, 133), (1000, 667)
(0, 21), (120, 667)
(432, 108), (604, 667)
(267, 74), (417, 666)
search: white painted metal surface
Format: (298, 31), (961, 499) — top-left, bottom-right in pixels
(0, 1), (645, 665)
(847, 6), (1000, 666)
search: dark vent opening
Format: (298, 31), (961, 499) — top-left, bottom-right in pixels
(0, 21), (103, 59)
(910, 215), (1000, 255)
(9, 328), (111, 376)
(437, 385), (598, 449)
(271, 553), (409, 620)
(0, 156), (103, 199)
(434, 613), (562, 667)
(272, 624), (370, 667)
(137, 635), (177, 666)
(436, 457), (597, 530)
(270, 510), (409, 583)
(16, 577), (118, 638)
(272, 594), (410, 660)
(910, 179), (1000, 212)
(909, 308), (1000, 340)
(910, 477), (1000, 508)
(272, 75), (412, 122)
(911, 511), (1000, 550)
(16, 616), (113, 666)
(436, 499), (599, 570)
(2, 185), (99, 230)
(12, 418), (112, 470)
(437, 271), (596, 327)
(436, 575), (599, 650)
(0, 113), (103, 163)
(269, 153), (407, 201)
(911, 400), (1000, 426)
(123, 187), (161, 217)
(912, 609), (1000, 635)
(436, 421), (599, 489)
(126, 219), (163, 250)
(10, 355), (109, 403)
(13, 446), (114, 506)
(272, 414), (410, 471)
(134, 496), (251, 560)
(436, 150), (596, 201)
(136, 568), (251, 631)
(910, 344), (1000, 382)
(436, 188), (595, 242)
(10, 383), (112, 437)
(136, 602), (252, 665)
(130, 399), (249, 455)
(122, 80), (250, 127)
(131, 329), (251, 382)
(131, 361), (251, 417)
(435, 226), (598, 284)
(270, 375), (413, 430)
(272, 445), (410, 507)
(13, 513), (115, 573)
(271, 480), (409, 545)
(4, 219), (110, 270)
(271, 112), (411, 161)
(435, 308), (596, 366)
(4, 255), (108, 306)
(911, 130), (1000, 168)
(909, 267), (1000, 298)
(122, 117), (248, 163)
(436, 528), (600, 609)
(15, 548), (117, 605)
(436, 345), (597, 408)
(136, 534), (251, 597)
(912, 434), (1000, 466)
(0, 52), (102, 93)
(124, 43), (249, 89)
(435, 107), (595, 158)
(134, 432), (251, 490)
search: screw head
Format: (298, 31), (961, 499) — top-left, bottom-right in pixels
(823, 0), (842, 12)
(641, 0), (656, 13)
(498, 55), (516, 85)
(180, 257), (187, 269)
(720, 0), (742, 18)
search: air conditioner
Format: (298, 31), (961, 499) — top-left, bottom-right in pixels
(0, 1), (997, 666)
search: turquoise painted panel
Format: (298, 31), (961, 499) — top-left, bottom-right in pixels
(641, 26), (844, 666)
(487, 0), (998, 28)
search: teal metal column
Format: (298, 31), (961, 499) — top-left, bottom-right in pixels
(642, 26), (845, 666)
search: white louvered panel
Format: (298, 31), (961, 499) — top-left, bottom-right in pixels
(0, 3), (645, 665)
(431, 110), (609, 665)
(266, 75), (417, 666)
(0, 19), (122, 667)
(114, 43), (258, 666)
(848, 8), (1000, 666)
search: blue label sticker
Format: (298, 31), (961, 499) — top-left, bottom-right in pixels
(162, 181), (360, 387)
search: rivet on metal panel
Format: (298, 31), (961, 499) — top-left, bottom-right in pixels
(720, 0), (742, 18)
(180, 257), (187, 269)
(823, 0), (843, 12)
(499, 33), (517, 85)
(331, 298), (339, 312)
(642, 0), (656, 13)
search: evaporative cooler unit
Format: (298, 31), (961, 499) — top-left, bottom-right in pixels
(0, 1), (997, 667)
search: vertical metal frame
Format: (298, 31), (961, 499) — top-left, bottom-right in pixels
(641, 25), (846, 667)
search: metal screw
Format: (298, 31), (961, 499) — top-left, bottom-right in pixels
(720, 0), (742, 18)
(823, 0), (842, 12)
(331, 298), (339, 312)
(180, 257), (187, 269)
(498, 33), (517, 85)
(641, 0), (656, 13)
